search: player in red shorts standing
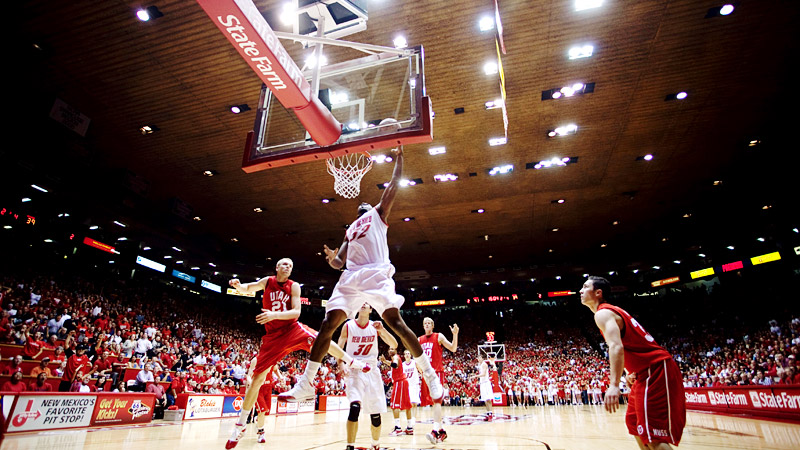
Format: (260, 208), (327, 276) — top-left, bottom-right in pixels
(224, 257), (367, 449)
(380, 347), (414, 436)
(580, 276), (686, 449)
(418, 317), (458, 443)
(246, 357), (281, 444)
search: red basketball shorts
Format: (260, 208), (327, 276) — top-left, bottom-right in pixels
(255, 382), (273, 414)
(254, 322), (317, 375)
(391, 379), (412, 410)
(625, 358), (686, 446)
(419, 371), (445, 407)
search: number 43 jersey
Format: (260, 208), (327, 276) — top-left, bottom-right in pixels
(345, 319), (379, 364)
(345, 207), (390, 270)
(261, 276), (297, 333)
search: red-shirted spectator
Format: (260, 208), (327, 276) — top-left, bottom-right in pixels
(2, 372), (27, 393)
(22, 328), (46, 359)
(2, 355), (24, 375)
(59, 345), (94, 392)
(29, 372), (53, 392)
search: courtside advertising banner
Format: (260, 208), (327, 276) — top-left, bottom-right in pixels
(222, 395), (245, 417)
(184, 395), (224, 420)
(91, 394), (155, 426)
(7, 395), (95, 432)
(685, 386), (800, 422)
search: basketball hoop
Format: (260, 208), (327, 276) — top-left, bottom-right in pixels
(326, 152), (373, 199)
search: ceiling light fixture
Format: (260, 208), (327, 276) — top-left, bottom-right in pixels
(489, 164), (513, 176)
(371, 154), (393, 164)
(229, 104), (251, 114)
(575, 0), (604, 11)
(31, 184), (48, 193)
(433, 173), (459, 182)
(485, 99), (503, 110)
(542, 82), (595, 101)
(547, 124), (578, 137)
(403, 217), (414, 222)
(568, 44), (594, 60)
(392, 35), (407, 49)
(253, 207), (263, 213)
(136, 6), (164, 22)
(472, 208), (485, 214)
(478, 16), (495, 31)
(113, 221), (127, 227)
(665, 91), (688, 101)
(483, 61), (498, 75)
(488, 137), (507, 146)
(139, 125), (159, 135)
(428, 146), (446, 155)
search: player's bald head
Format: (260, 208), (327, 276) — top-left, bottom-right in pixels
(276, 258), (293, 268)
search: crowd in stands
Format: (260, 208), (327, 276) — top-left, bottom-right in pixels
(2, 267), (799, 413)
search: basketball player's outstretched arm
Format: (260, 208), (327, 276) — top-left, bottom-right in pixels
(594, 309), (624, 413)
(373, 321), (398, 349)
(376, 146), (403, 221)
(438, 324), (459, 352)
(229, 276), (268, 294)
(323, 240), (348, 270)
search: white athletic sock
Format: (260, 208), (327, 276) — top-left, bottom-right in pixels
(303, 361), (321, 379)
(371, 439), (379, 447)
(394, 418), (401, 427)
(408, 418), (415, 428)
(237, 407), (250, 425)
(415, 354), (434, 373)
(433, 421), (441, 431)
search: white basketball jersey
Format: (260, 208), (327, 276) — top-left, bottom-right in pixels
(402, 360), (419, 385)
(345, 319), (379, 363)
(345, 208), (390, 270)
(478, 361), (491, 384)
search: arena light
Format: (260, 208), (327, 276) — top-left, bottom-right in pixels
(164, 255), (172, 259)
(665, 91), (688, 101)
(305, 53), (328, 69)
(21, 198), (31, 203)
(485, 99), (503, 110)
(31, 184), (48, 193)
(113, 221), (127, 227)
(720, 4), (735, 15)
(136, 6), (164, 22)
(371, 154), (393, 164)
(90, 225), (99, 230)
(484, 61), (499, 75)
(428, 146), (446, 155)
(229, 104), (251, 114)
(568, 44), (594, 60)
(279, 2), (296, 25)
(139, 125), (159, 135)
(547, 124), (578, 137)
(172, 246), (182, 252)
(392, 35), (408, 49)
(542, 82), (595, 101)
(478, 16), (495, 31)
(488, 137), (507, 146)
(433, 173), (459, 182)
(531, 156), (574, 170)
(707, 4), (735, 17)
(489, 164), (513, 176)
(471, 208), (485, 214)
(117, 237), (128, 241)
(575, 0), (603, 11)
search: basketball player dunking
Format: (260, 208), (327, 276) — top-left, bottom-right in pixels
(418, 317), (459, 443)
(224, 258), (366, 449)
(338, 303), (398, 450)
(580, 276), (686, 450)
(279, 146), (446, 414)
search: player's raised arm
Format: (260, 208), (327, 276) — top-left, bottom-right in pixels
(438, 324), (459, 352)
(324, 240), (348, 270)
(594, 309), (624, 413)
(373, 321), (398, 349)
(376, 146), (403, 221)
(230, 276), (268, 294)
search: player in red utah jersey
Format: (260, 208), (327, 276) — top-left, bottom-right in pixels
(224, 257), (366, 449)
(580, 276), (686, 450)
(418, 317), (458, 443)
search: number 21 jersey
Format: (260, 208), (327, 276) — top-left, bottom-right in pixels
(261, 276), (296, 333)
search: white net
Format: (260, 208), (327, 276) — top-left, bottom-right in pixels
(326, 152), (374, 199)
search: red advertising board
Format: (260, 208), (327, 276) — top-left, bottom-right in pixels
(685, 386), (800, 422)
(91, 393), (156, 426)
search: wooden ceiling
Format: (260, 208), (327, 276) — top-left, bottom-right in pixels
(6, 0), (799, 289)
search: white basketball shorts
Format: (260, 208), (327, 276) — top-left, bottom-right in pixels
(345, 364), (387, 415)
(327, 264), (405, 318)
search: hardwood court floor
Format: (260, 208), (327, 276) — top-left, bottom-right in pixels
(2, 405), (799, 450)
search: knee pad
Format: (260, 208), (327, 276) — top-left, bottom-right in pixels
(370, 413), (381, 428)
(348, 402), (361, 422)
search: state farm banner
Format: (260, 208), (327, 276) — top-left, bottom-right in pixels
(184, 395), (224, 420)
(685, 386), (800, 422)
(7, 395), (95, 432)
(91, 394), (155, 426)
